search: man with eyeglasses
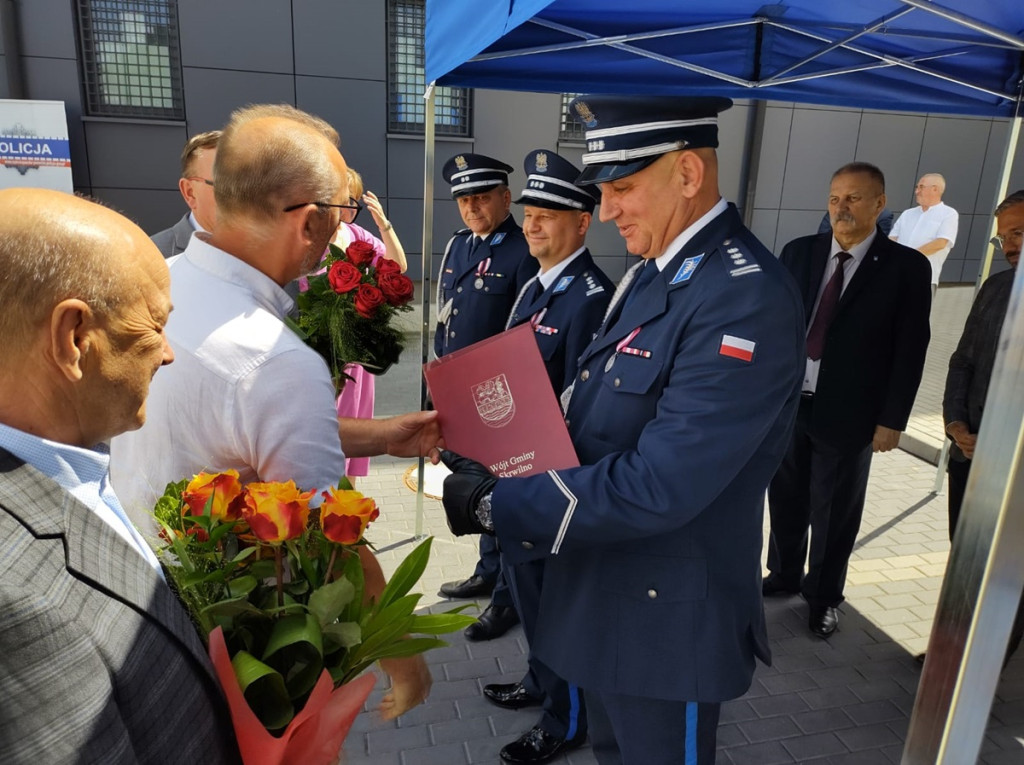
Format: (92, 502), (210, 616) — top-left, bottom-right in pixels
(943, 190), (1024, 564)
(111, 104), (439, 720)
(890, 173), (959, 297)
(151, 131), (221, 258)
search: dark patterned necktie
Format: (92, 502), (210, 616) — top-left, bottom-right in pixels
(622, 260), (659, 313)
(806, 251), (851, 360)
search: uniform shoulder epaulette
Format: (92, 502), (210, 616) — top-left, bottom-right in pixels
(721, 238), (762, 278)
(583, 271), (606, 296)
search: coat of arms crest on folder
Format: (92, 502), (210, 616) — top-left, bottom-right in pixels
(472, 374), (515, 428)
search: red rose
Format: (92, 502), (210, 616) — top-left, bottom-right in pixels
(328, 260), (362, 293)
(376, 258), (401, 276)
(378, 271), (415, 306)
(353, 283), (386, 318)
(346, 240), (376, 267)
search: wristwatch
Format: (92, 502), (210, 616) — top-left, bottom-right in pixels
(475, 492), (494, 532)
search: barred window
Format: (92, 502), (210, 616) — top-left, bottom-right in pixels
(559, 93), (585, 142)
(76, 0), (184, 119)
(388, 0), (471, 136)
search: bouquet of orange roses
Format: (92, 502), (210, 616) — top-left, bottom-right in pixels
(154, 471), (473, 765)
(292, 240), (415, 385)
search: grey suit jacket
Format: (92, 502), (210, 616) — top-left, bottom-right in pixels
(0, 449), (239, 764)
(150, 213), (195, 259)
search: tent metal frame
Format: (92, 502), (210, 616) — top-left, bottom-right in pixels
(417, 3), (1024, 760)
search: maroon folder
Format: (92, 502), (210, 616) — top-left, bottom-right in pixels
(424, 324), (579, 477)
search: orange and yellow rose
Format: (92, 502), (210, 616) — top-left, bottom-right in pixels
(182, 470), (246, 522)
(242, 480), (315, 543)
(320, 487), (380, 545)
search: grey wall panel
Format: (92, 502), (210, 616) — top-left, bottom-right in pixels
(0, 56), (8, 98)
(388, 136), (470, 200)
(18, 0), (77, 59)
(84, 121), (185, 190)
(718, 101), (750, 206)
(296, 75), (386, 191)
(92, 187), (185, 235)
(293, 0), (385, 80)
(22, 57), (90, 190)
(177, 0), (293, 73)
(750, 208), (780, 253)
(918, 116), (990, 217)
(855, 112), (926, 205)
(776, 209), (823, 254)
(975, 119), (1024, 216)
(780, 108), (861, 211)
(752, 105), (793, 210)
(474, 89), (560, 176)
(181, 68), (296, 134)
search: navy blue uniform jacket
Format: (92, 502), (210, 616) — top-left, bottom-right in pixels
(434, 215), (538, 357)
(506, 249), (614, 394)
(491, 205), (806, 703)
(780, 230), (931, 453)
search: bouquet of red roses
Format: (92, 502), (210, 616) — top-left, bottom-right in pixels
(293, 240), (415, 385)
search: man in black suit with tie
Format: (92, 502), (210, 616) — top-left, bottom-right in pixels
(765, 162), (932, 638)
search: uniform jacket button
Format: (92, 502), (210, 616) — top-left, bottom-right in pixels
(453, 308), (459, 316)
(457, 286), (463, 293)
(521, 540), (534, 550)
(450, 331), (457, 338)
(647, 589), (658, 599)
(580, 369), (590, 381)
(613, 377), (621, 388)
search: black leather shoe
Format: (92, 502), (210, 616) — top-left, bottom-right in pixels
(465, 604), (520, 641)
(483, 682), (543, 710)
(762, 575), (801, 597)
(500, 725), (585, 764)
(809, 605), (839, 638)
(439, 574), (494, 600)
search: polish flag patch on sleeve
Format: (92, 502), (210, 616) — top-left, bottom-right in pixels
(720, 334), (756, 362)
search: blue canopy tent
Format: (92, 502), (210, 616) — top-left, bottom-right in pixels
(416, 3), (1024, 764)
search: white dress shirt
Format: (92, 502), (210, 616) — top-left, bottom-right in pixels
(889, 202), (958, 285)
(0, 423), (162, 572)
(110, 235), (346, 530)
(803, 230), (876, 393)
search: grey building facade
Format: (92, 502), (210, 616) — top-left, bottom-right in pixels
(1, 0), (1022, 283)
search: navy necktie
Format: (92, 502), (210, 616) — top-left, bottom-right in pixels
(806, 251), (851, 361)
(468, 236), (480, 259)
(622, 261), (659, 313)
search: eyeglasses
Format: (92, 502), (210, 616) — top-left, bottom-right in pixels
(346, 197), (363, 223)
(185, 176), (215, 187)
(282, 201), (361, 215)
(990, 229), (1024, 251)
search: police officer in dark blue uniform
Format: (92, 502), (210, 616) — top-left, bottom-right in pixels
(436, 154), (539, 641)
(438, 97), (806, 764)
(482, 149), (613, 764)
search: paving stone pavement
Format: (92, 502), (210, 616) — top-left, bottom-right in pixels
(338, 284), (1024, 764)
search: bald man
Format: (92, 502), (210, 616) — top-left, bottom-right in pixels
(890, 173), (959, 295)
(0, 189), (239, 763)
(110, 104), (436, 719)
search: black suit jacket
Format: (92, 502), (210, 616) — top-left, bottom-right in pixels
(780, 229), (932, 452)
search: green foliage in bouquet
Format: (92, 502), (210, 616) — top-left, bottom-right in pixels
(154, 471), (474, 732)
(291, 240), (416, 385)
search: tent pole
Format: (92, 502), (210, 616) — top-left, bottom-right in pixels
(978, 116), (1021, 285)
(414, 83), (437, 541)
(902, 254), (1024, 765)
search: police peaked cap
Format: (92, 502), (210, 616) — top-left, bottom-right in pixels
(514, 149), (600, 213)
(442, 153), (513, 199)
(569, 95), (733, 185)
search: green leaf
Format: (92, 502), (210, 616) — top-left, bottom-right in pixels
(262, 613), (325, 701)
(321, 621), (361, 652)
(364, 593), (422, 635)
(407, 612), (479, 635)
(226, 575), (258, 598)
(375, 538), (432, 611)
(231, 650), (294, 731)
(308, 576), (356, 628)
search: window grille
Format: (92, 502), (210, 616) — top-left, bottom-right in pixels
(388, 0), (471, 136)
(76, 0), (184, 119)
(559, 93), (586, 142)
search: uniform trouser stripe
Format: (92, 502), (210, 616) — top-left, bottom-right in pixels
(685, 701), (698, 764)
(566, 683), (582, 740)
